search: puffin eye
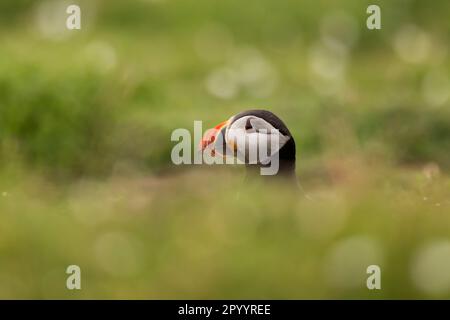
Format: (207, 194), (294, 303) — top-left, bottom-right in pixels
(245, 118), (253, 131)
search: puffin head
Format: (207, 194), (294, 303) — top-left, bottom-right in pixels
(200, 110), (296, 177)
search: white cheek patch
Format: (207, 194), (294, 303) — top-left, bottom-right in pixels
(226, 116), (290, 165)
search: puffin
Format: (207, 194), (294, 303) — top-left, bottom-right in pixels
(200, 110), (298, 184)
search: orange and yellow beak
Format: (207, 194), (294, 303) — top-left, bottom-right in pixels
(200, 120), (229, 152)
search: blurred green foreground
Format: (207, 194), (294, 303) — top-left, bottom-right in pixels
(0, 0), (449, 298)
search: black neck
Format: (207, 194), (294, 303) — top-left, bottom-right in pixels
(245, 137), (296, 178)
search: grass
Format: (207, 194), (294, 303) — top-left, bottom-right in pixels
(0, 163), (449, 298)
(0, 0), (449, 298)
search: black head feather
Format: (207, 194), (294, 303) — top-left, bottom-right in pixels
(230, 109), (296, 177)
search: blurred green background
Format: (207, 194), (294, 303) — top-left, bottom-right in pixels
(0, 0), (449, 299)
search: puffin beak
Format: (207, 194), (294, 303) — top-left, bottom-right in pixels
(200, 120), (229, 152)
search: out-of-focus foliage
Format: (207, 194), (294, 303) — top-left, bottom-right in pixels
(0, 165), (449, 299)
(0, 0), (449, 298)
